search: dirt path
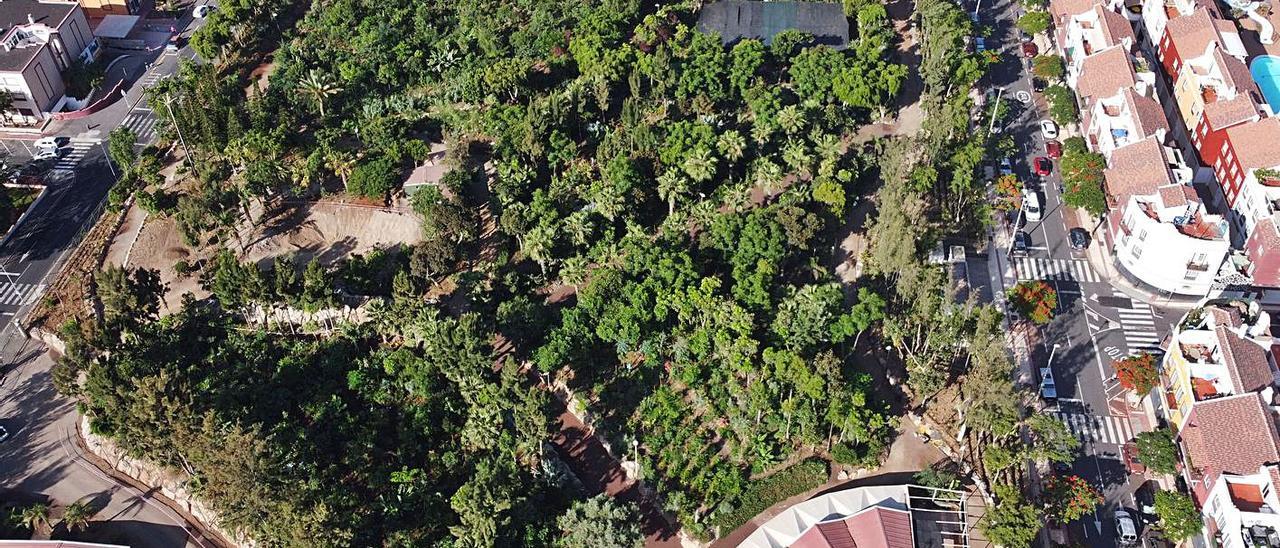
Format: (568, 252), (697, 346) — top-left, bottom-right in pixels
(545, 391), (682, 548)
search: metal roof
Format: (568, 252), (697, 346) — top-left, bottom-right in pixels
(696, 1), (849, 49)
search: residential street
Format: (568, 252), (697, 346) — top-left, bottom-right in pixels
(0, 12), (215, 545)
(978, 0), (1180, 543)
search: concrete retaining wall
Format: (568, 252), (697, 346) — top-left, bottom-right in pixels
(78, 415), (252, 547)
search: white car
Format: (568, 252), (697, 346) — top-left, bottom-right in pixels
(32, 149), (61, 161)
(193, 4), (216, 18)
(1114, 509), (1139, 545)
(1022, 189), (1042, 222)
(33, 136), (68, 151)
(1040, 119), (1059, 139)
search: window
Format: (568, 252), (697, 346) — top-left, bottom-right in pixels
(1138, 229), (1148, 242)
(1222, 141), (1230, 153)
(1192, 252), (1207, 263)
(1133, 244), (1144, 258)
(1184, 269), (1199, 280)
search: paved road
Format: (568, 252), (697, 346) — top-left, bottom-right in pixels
(0, 7), (215, 545)
(0, 349), (202, 547)
(977, 0), (1179, 544)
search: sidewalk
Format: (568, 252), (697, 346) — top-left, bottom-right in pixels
(1073, 208), (1202, 311)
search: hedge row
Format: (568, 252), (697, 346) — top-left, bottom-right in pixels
(710, 459), (830, 535)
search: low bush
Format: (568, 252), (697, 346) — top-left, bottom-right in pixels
(709, 459), (829, 534)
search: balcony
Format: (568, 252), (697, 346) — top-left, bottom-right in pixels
(1187, 260), (1211, 272)
(1230, 482), (1271, 513)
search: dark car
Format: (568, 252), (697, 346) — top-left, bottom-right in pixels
(1046, 140), (1062, 159)
(1069, 227), (1091, 250)
(1033, 78), (1047, 92)
(1013, 231), (1031, 256)
(0, 425), (9, 443)
(1034, 156), (1053, 176)
(1021, 42), (1039, 57)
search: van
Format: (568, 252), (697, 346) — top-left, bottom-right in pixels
(1115, 509), (1139, 545)
(1022, 189), (1042, 222)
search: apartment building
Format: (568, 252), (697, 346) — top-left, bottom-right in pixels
(0, 0), (98, 122)
(1108, 137), (1231, 295)
(1202, 464), (1280, 548)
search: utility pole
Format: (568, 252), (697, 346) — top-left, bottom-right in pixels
(98, 141), (117, 178)
(160, 92), (193, 167)
(988, 87), (1005, 135)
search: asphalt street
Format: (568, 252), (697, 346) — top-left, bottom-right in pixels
(978, 0), (1179, 544)
(0, 8), (213, 546)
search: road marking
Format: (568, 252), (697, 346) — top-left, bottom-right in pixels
(1055, 412), (1133, 445)
(0, 282), (45, 307)
(1014, 257), (1099, 282)
(1111, 291), (1162, 354)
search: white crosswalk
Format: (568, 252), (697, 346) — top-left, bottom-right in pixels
(51, 142), (91, 172)
(1054, 412), (1134, 446)
(1014, 257), (1100, 283)
(121, 108), (159, 145)
(1114, 292), (1161, 353)
(139, 69), (166, 88)
(0, 281), (47, 307)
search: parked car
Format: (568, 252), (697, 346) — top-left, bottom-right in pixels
(1020, 31), (1033, 43)
(1046, 139), (1062, 158)
(1013, 231), (1031, 256)
(1034, 156), (1053, 176)
(1022, 189), (1043, 222)
(975, 37), (986, 52)
(1069, 227), (1091, 250)
(1115, 509), (1140, 546)
(1039, 365), (1057, 403)
(32, 149), (61, 162)
(0, 425), (9, 443)
(1040, 119), (1059, 139)
(193, 4), (216, 17)
(1021, 42), (1039, 57)
(1033, 78), (1047, 92)
(999, 157), (1013, 176)
(34, 136), (68, 151)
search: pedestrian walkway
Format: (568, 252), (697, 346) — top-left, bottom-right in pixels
(1014, 257), (1100, 282)
(1112, 291), (1162, 354)
(51, 141), (92, 172)
(121, 107), (159, 145)
(1054, 411), (1134, 446)
(0, 281), (46, 308)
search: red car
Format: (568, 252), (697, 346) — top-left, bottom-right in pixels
(1045, 140), (1062, 159)
(1034, 156), (1053, 176)
(1022, 42), (1039, 58)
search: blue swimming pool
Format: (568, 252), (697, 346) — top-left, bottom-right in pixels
(1253, 55), (1280, 115)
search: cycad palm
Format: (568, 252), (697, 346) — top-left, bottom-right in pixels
(325, 151), (355, 192)
(60, 502), (94, 533)
(752, 158), (784, 196)
(297, 70), (342, 117)
(777, 105), (805, 135)
(563, 211), (595, 248)
(20, 503), (49, 533)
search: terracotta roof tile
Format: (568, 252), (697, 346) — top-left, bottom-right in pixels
(1209, 306), (1244, 328)
(791, 506), (914, 548)
(1217, 326), (1276, 393)
(1183, 393), (1280, 476)
(1052, 0), (1101, 22)
(1247, 217), (1280, 287)
(1158, 184), (1189, 208)
(1125, 88), (1169, 138)
(1097, 6), (1136, 46)
(1226, 117), (1280, 170)
(1215, 48), (1258, 95)
(1203, 94), (1259, 130)
(1166, 8), (1223, 59)
(1078, 46), (1137, 100)
(1105, 137), (1173, 204)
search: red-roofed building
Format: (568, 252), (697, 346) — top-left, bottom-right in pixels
(790, 507), (914, 548)
(1201, 464), (1280, 548)
(738, 484), (968, 548)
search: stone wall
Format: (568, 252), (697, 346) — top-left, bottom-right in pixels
(77, 415), (253, 548)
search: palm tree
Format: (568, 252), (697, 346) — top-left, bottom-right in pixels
(682, 147), (718, 183)
(656, 169), (689, 217)
(560, 255), (589, 291)
(782, 141), (813, 176)
(297, 69), (342, 118)
(522, 224), (555, 275)
(20, 503), (50, 534)
(563, 211), (594, 248)
(777, 105), (805, 136)
(60, 501), (94, 533)
(752, 158), (784, 196)
(325, 151), (355, 192)
(717, 130), (747, 161)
